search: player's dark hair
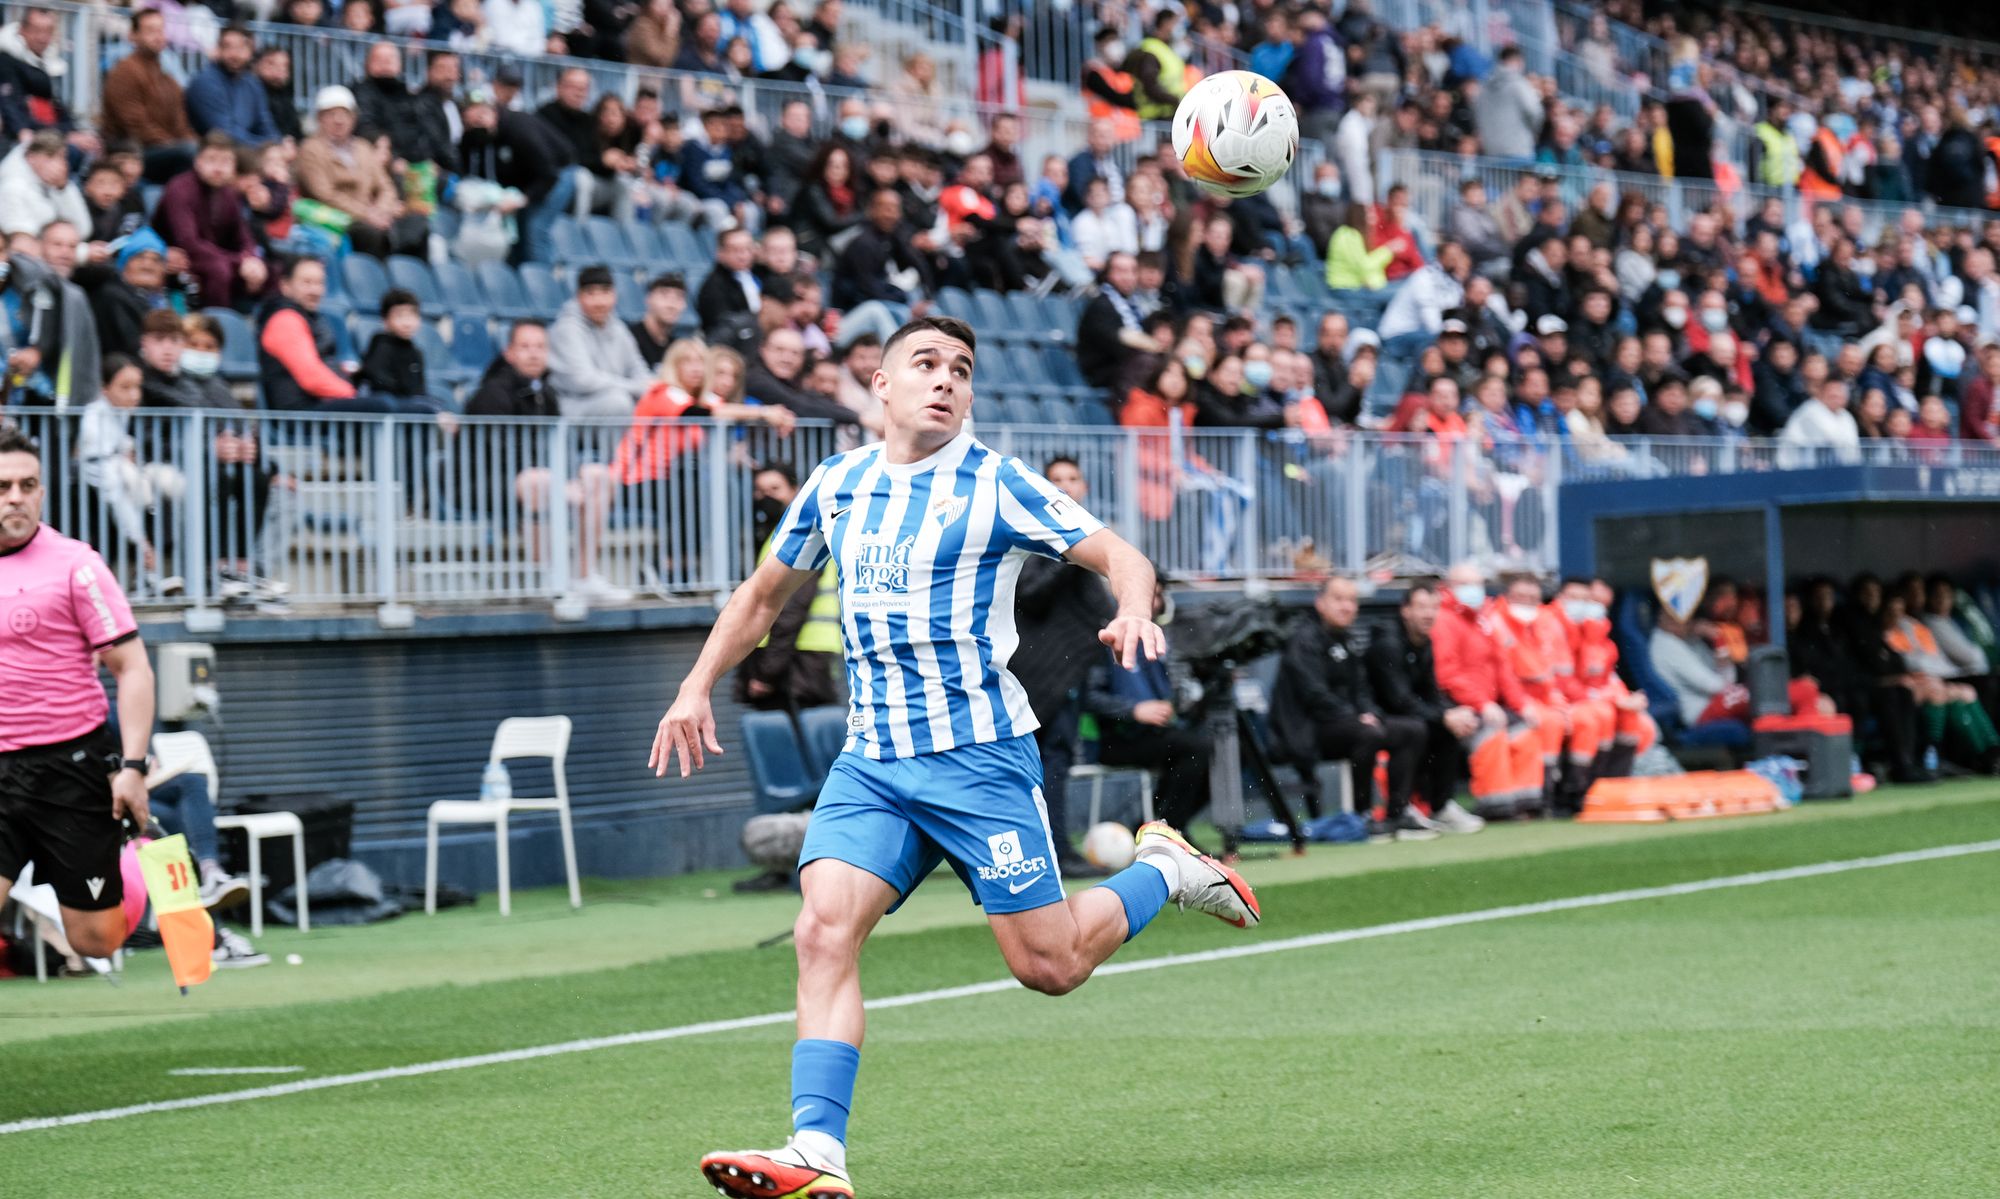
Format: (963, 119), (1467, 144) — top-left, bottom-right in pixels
(883, 315), (976, 361)
(1044, 455), (1080, 476)
(0, 423), (40, 457)
(1403, 578), (1441, 606)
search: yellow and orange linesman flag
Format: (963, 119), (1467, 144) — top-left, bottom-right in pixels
(137, 835), (214, 992)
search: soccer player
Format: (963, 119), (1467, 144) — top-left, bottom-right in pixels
(0, 425), (157, 960)
(651, 317), (1260, 1199)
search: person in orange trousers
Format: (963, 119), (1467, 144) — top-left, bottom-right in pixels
(1491, 573), (1597, 814)
(1561, 579), (1658, 783)
(1434, 564), (1545, 818)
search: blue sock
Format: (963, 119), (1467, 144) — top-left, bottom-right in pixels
(1096, 862), (1171, 942)
(791, 1039), (861, 1145)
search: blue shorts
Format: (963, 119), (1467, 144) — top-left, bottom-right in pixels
(798, 734), (1063, 915)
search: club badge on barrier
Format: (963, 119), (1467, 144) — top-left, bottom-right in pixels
(1651, 556), (1710, 624)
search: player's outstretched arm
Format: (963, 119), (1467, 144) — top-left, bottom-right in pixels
(651, 556), (818, 778)
(1065, 528), (1165, 669)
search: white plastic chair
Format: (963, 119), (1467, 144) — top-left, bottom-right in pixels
(425, 716), (579, 917)
(153, 730), (308, 938)
(1067, 764), (1156, 827)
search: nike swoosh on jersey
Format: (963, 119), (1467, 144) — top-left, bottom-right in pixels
(1007, 873), (1044, 895)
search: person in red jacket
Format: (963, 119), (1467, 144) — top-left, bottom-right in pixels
(1565, 578), (1657, 782)
(1490, 572), (1593, 813)
(1434, 563), (1544, 817)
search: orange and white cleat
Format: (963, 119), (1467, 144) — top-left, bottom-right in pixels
(1134, 821), (1261, 928)
(699, 1140), (854, 1199)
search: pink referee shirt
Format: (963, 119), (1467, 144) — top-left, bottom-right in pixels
(1, 525), (138, 752)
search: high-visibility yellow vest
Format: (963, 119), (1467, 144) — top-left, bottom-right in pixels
(1752, 121), (1800, 186)
(796, 564), (842, 653)
(755, 536), (841, 652)
(1134, 37), (1186, 121)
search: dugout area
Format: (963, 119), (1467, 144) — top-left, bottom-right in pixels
(1557, 463), (2000, 652)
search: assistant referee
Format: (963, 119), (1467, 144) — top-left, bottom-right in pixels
(0, 425), (156, 959)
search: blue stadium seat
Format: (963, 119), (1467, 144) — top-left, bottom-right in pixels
(433, 259), (488, 319)
(972, 288), (1013, 331)
(517, 263), (567, 316)
(1073, 394), (1116, 426)
(614, 272), (647, 323)
(999, 394), (1043, 423)
(972, 395), (1006, 426)
(795, 706), (849, 778)
(1008, 345), (1051, 387)
(659, 222), (705, 268)
(203, 308), (258, 383)
(1365, 358), (1411, 416)
(935, 286), (977, 323)
(583, 216), (641, 272)
(428, 380), (462, 411)
(549, 216), (591, 267)
(741, 711), (817, 814)
(1004, 292), (1048, 337)
(1265, 263), (1304, 304)
(341, 255), (390, 314)
(417, 320), (468, 385)
(625, 222), (668, 269)
(449, 315), (496, 382)
(473, 261), (537, 322)
(385, 255), (445, 318)
(348, 314), (383, 357)
(1042, 347), (1085, 389)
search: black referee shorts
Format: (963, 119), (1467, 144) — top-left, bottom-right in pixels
(0, 724), (125, 911)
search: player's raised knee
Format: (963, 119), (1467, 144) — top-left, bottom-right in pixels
(1008, 950), (1089, 996)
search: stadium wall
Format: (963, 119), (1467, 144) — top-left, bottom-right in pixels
(141, 607), (761, 894)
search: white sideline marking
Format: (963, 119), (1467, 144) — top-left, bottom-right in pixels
(166, 1068), (305, 1077)
(6, 838), (1996, 1136)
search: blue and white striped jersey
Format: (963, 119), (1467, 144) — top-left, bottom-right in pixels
(767, 431), (1105, 760)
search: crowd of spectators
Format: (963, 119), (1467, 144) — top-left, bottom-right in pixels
(1646, 570), (2000, 782)
(8, 0), (2000, 608)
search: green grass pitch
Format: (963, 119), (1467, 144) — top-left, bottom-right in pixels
(5, 782), (1998, 1197)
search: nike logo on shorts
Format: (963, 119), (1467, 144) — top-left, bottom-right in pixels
(1007, 874), (1044, 895)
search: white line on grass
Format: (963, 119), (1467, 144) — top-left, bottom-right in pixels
(6, 837), (1996, 1136)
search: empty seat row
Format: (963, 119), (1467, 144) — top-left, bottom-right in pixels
(549, 215), (716, 274)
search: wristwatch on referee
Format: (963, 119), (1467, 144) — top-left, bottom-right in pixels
(118, 758), (149, 776)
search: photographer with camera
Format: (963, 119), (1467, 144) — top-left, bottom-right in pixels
(1081, 575), (1217, 847)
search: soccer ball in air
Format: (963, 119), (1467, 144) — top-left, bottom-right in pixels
(1171, 70), (1300, 198)
(1082, 822), (1137, 871)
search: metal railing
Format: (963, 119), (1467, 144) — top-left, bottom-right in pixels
(18, 405), (1989, 613)
(1383, 147), (1996, 257)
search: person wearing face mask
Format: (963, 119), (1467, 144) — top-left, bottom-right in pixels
(1488, 573), (1595, 815)
(1554, 578), (1655, 784)
(1432, 563), (1545, 819)
(733, 461), (842, 714)
(1080, 28), (1139, 145)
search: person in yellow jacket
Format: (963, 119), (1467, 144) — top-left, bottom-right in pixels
(1752, 99), (1802, 187)
(1326, 203), (1395, 291)
(1122, 8), (1188, 122)
(737, 463), (842, 711)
